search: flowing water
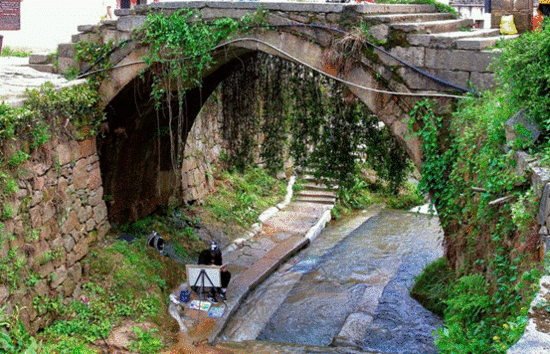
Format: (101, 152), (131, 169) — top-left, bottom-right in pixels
(219, 206), (444, 354)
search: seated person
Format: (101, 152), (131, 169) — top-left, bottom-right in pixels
(198, 241), (231, 303)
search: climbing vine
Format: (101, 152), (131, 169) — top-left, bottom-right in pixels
(410, 92), (542, 353)
(138, 8), (268, 198)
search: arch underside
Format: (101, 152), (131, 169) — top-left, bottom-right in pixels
(99, 28), (426, 224)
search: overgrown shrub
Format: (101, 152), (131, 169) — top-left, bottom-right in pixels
(495, 20), (550, 135)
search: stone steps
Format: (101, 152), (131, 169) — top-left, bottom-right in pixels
(28, 52), (56, 74)
(408, 28), (502, 49)
(455, 34), (519, 50)
(391, 18), (475, 34)
(355, 3), (436, 14)
(364, 12), (455, 24)
(295, 190), (337, 205)
(295, 174), (338, 205)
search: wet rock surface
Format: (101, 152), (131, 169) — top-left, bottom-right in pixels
(359, 253), (443, 354)
(224, 208), (443, 353)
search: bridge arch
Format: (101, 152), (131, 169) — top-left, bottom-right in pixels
(86, 3), (482, 223)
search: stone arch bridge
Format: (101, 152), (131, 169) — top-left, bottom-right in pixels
(53, 1), (509, 223)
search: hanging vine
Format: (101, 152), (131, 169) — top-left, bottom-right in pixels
(139, 8), (267, 197)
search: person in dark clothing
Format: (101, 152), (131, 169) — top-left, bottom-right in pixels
(539, 3), (550, 17)
(198, 241), (231, 303)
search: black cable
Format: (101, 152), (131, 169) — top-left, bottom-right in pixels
(78, 19), (479, 97)
(77, 39), (132, 79)
(249, 22), (479, 96)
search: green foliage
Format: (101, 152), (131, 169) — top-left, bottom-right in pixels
(72, 39), (119, 83)
(494, 21), (550, 134)
(202, 166), (286, 229)
(138, 8), (264, 194)
(7, 150), (29, 167)
(411, 84), (540, 352)
(0, 305), (40, 353)
(1, 202), (13, 220)
(288, 66), (412, 199)
(411, 257), (453, 317)
(24, 82), (106, 138)
(129, 327), (163, 354)
(1, 175), (19, 196)
(0, 46), (31, 57)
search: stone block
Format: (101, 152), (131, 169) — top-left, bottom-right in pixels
(116, 15), (147, 32)
(0, 285), (9, 304)
(29, 205), (41, 229)
(425, 48), (495, 72)
(57, 43), (75, 58)
(69, 262), (82, 282)
(67, 237), (89, 266)
(289, 13), (310, 24)
(30, 190), (43, 208)
(60, 210), (79, 235)
(79, 137), (97, 158)
(39, 224), (52, 242)
(93, 203), (108, 224)
(86, 218), (96, 232)
(29, 53), (51, 65)
(397, 67), (469, 91)
(57, 57), (78, 75)
(29, 64), (56, 74)
(114, 8), (132, 17)
(34, 280), (48, 298)
(88, 187), (103, 206)
(369, 24), (389, 43)
(387, 46), (425, 68)
(469, 72), (496, 91)
(50, 265), (68, 289)
(56, 143), (73, 166)
(538, 184), (550, 225)
(32, 176), (45, 191)
(63, 235), (76, 253)
(42, 202), (55, 224)
(39, 262), (54, 279)
(532, 167), (550, 198)
(88, 166), (102, 191)
(97, 220), (111, 239)
(71, 32), (101, 44)
(77, 24), (95, 33)
(101, 29), (119, 45)
(505, 110), (541, 148)
(73, 159), (89, 190)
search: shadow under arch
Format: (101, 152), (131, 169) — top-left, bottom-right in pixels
(98, 29), (441, 224)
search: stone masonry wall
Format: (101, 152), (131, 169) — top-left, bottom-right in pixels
(0, 131), (110, 332)
(181, 87), (226, 205)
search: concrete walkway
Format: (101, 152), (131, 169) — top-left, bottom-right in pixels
(168, 176), (336, 345)
(0, 57), (85, 107)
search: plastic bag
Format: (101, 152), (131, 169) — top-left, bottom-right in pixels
(500, 15), (518, 35)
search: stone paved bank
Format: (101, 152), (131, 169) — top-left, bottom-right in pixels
(166, 177), (336, 349)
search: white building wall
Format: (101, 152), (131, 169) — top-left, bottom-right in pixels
(0, 0), (118, 52)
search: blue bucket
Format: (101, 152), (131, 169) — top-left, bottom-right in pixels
(180, 290), (190, 303)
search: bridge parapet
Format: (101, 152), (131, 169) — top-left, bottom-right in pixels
(53, 1), (513, 95)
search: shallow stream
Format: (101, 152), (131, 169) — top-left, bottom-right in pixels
(220, 206), (444, 354)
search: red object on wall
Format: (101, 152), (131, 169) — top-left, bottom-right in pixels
(0, 0), (21, 31)
(533, 14), (544, 30)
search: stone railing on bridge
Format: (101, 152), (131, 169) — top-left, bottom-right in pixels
(50, 1), (510, 94)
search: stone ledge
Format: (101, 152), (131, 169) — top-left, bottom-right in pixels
(508, 276), (550, 354)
